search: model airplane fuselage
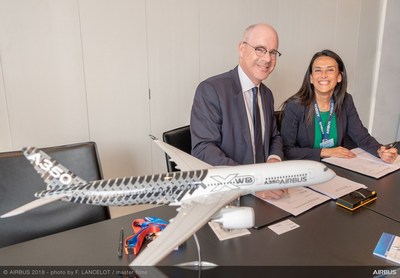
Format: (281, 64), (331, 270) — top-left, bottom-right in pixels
(19, 148), (331, 208)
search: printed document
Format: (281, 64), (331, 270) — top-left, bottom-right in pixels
(258, 176), (366, 215)
(322, 148), (400, 178)
(373, 232), (400, 264)
(308, 175), (366, 199)
(260, 187), (330, 216)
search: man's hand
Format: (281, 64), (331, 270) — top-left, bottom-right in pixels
(256, 189), (288, 200)
(266, 157), (281, 163)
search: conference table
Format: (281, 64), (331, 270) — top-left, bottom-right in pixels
(1, 163), (400, 277)
(330, 164), (400, 222)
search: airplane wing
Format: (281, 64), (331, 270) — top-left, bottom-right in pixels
(0, 195), (66, 218)
(151, 136), (213, 171)
(130, 188), (242, 266)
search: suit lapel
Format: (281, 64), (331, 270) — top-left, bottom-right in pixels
(231, 67), (252, 151)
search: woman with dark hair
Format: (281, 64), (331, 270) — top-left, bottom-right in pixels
(280, 49), (398, 163)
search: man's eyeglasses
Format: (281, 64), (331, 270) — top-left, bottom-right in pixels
(243, 42), (282, 59)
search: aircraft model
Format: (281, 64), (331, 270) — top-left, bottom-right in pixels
(1, 136), (335, 266)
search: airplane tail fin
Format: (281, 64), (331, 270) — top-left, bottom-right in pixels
(23, 147), (88, 190)
(149, 135), (212, 171)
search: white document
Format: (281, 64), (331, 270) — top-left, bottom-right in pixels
(322, 148), (400, 178)
(308, 175), (367, 199)
(268, 219), (300, 235)
(208, 221), (251, 241)
(260, 187), (330, 216)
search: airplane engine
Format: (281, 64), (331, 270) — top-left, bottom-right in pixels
(212, 207), (255, 229)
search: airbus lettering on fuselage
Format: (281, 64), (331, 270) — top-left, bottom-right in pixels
(265, 175), (308, 185)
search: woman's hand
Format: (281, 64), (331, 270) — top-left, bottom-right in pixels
(377, 146), (398, 164)
(320, 146), (356, 159)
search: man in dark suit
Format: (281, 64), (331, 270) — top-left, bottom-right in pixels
(190, 23), (285, 200)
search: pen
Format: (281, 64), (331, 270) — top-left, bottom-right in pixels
(117, 227), (124, 257)
(385, 142), (398, 149)
(283, 189), (290, 199)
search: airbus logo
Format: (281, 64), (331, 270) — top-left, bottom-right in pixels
(372, 269), (397, 275)
(265, 175), (307, 185)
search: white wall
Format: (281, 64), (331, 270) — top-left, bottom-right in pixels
(0, 0), (89, 149)
(0, 0), (396, 182)
(371, 0), (400, 143)
(146, 0), (200, 173)
(79, 0), (152, 178)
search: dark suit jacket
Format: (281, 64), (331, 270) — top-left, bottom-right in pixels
(190, 66), (283, 166)
(281, 93), (381, 161)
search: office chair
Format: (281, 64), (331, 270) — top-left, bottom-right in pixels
(0, 142), (110, 248)
(162, 125), (191, 172)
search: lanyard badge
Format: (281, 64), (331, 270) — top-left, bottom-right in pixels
(314, 99), (335, 148)
(124, 216), (168, 255)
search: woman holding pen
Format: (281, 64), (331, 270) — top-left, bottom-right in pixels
(280, 49), (398, 163)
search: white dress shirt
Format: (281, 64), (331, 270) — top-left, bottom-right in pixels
(238, 66), (281, 163)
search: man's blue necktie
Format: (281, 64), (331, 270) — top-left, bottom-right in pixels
(252, 87), (265, 163)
